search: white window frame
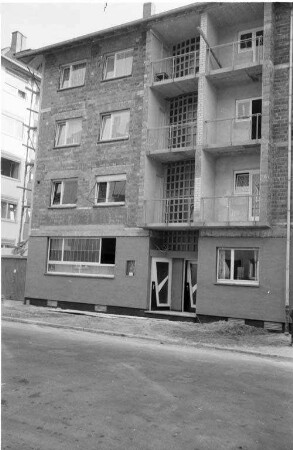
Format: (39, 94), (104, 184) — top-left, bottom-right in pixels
(217, 248), (259, 286)
(1, 156), (21, 180)
(234, 170), (259, 195)
(47, 237), (116, 277)
(2, 113), (23, 140)
(55, 118), (82, 147)
(103, 48), (133, 80)
(238, 27), (264, 53)
(51, 179), (78, 207)
(235, 97), (261, 122)
(1, 199), (17, 222)
(59, 60), (86, 90)
(100, 110), (130, 141)
(95, 174), (126, 206)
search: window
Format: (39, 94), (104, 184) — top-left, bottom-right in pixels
(236, 99), (251, 121)
(2, 114), (23, 140)
(1, 157), (20, 179)
(126, 260), (135, 276)
(51, 179), (78, 206)
(239, 28), (263, 52)
(1, 200), (17, 221)
(60, 62), (86, 89)
(96, 175), (126, 205)
(103, 49), (133, 80)
(55, 118), (82, 147)
(234, 170), (260, 220)
(4, 83), (26, 100)
(100, 110), (130, 141)
(217, 248), (259, 284)
(47, 237), (116, 276)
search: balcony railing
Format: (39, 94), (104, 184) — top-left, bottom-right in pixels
(201, 195), (260, 223)
(151, 51), (199, 83)
(207, 36), (264, 72)
(147, 122), (197, 153)
(204, 114), (261, 147)
(144, 197), (194, 226)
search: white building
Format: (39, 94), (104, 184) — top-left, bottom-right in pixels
(1, 32), (41, 254)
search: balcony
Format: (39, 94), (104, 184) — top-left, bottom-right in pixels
(201, 195), (260, 226)
(143, 197), (194, 229)
(204, 114), (261, 152)
(147, 122), (197, 161)
(150, 51), (199, 96)
(206, 36), (263, 84)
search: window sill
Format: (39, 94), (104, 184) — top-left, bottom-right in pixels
(1, 175), (20, 181)
(53, 144), (81, 149)
(57, 84), (85, 92)
(101, 74), (132, 82)
(45, 272), (114, 279)
(215, 281), (259, 288)
(1, 219), (17, 223)
(94, 203), (125, 207)
(97, 137), (129, 144)
(49, 205), (77, 209)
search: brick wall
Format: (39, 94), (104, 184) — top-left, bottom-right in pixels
(33, 28), (147, 231)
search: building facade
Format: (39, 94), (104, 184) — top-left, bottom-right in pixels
(1, 32), (41, 254)
(18, 2), (293, 327)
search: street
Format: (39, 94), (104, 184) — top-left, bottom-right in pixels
(2, 321), (293, 450)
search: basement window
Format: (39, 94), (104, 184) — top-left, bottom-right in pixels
(99, 110), (130, 141)
(217, 248), (259, 285)
(1, 200), (17, 221)
(1, 157), (20, 179)
(103, 49), (133, 80)
(60, 61), (86, 89)
(95, 174), (126, 205)
(51, 179), (78, 206)
(47, 237), (116, 277)
(55, 118), (82, 147)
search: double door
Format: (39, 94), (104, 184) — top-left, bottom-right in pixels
(150, 258), (197, 313)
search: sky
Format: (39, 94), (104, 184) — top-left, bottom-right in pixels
(0, 1), (197, 51)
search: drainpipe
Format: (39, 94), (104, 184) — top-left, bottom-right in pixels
(285, 6), (293, 333)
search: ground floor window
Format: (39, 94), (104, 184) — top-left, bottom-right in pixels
(47, 237), (116, 277)
(217, 248), (259, 285)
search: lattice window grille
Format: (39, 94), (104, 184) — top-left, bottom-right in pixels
(172, 37), (200, 78)
(162, 231), (197, 252)
(169, 93), (197, 149)
(164, 161), (195, 223)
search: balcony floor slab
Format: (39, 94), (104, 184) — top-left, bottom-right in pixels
(203, 142), (261, 156)
(206, 63), (262, 87)
(151, 75), (199, 97)
(147, 147), (196, 162)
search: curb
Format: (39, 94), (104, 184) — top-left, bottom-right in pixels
(3, 316), (293, 362)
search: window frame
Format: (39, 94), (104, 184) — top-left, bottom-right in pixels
(235, 97), (262, 122)
(99, 110), (130, 142)
(103, 48), (134, 80)
(54, 117), (82, 147)
(238, 27), (264, 53)
(95, 174), (126, 206)
(1, 199), (17, 222)
(1, 156), (21, 180)
(47, 237), (116, 277)
(2, 113), (23, 140)
(216, 247), (260, 286)
(234, 169), (260, 195)
(59, 61), (86, 90)
(50, 178), (78, 207)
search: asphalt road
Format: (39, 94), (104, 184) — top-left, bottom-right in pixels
(2, 322), (293, 450)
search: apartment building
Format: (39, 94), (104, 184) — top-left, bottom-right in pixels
(17, 2), (292, 328)
(1, 32), (41, 254)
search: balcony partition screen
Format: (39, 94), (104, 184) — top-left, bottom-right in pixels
(169, 93), (197, 149)
(164, 160), (195, 223)
(172, 37), (200, 78)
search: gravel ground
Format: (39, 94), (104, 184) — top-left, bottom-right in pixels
(2, 299), (292, 359)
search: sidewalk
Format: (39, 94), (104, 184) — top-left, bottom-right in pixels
(2, 299), (293, 361)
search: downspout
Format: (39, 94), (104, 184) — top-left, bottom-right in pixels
(285, 6), (293, 333)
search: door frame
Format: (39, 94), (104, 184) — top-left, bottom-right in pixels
(181, 259), (197, 312)
(150, 257), (172, 309)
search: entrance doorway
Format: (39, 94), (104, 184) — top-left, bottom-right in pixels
(150, 257), (197, 314)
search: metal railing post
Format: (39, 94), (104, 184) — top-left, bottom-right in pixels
(230, 119), (233, 146)
(232, 41), (235, 69)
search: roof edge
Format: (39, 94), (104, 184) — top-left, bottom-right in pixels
(16, 1), (211, 60)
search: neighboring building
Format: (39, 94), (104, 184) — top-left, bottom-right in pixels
(1, 32), (41, 254)
(17, 2), (293, 328)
